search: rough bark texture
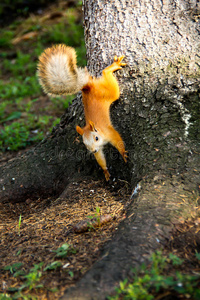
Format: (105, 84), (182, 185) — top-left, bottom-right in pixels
(0, 0), (200, 298)
(82, 0), (200, 187)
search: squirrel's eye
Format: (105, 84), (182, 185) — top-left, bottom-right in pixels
(95, 136), (99, 141)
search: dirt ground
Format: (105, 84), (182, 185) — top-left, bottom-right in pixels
(0, 165), (130, 299)
(1, 147), (200, 299)
(1, 148), (200, 300)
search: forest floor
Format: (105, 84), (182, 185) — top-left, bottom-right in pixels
(0, 156), (131, 299)
(1, 148), (200, 299)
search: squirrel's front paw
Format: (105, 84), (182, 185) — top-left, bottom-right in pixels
(114, 55), (126, 67)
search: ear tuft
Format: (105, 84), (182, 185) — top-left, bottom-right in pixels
(76, 125), (84, 136)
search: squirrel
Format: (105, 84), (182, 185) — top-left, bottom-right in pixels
(37, 44), (127, 181)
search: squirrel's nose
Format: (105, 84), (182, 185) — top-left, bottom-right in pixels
(93, 150), (97, 154)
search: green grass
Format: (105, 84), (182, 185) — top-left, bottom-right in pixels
(108, 251), (200, 300)
(0, 116), (60, 151)
(0, 30), (15, 48)
(0, 243), (75, 299)
(0, 4), (86, 152)
(18, 214), (22, 236)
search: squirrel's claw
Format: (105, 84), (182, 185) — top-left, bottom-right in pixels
(114, 55), (126, 67)
(104, 169), (111, 181)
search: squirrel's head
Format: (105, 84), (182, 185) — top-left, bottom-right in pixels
(76, 121), (105, 154)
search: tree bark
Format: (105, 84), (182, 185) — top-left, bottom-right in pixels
(58, 1), (200, 298)
(82, 0), (200, 187)
(0, 0), (200, 297)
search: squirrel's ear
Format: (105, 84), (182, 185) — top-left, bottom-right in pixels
(89, 120), (97, 132)
(76, 125), (84, 136)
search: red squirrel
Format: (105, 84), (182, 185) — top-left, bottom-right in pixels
(37, 44), (127, 180)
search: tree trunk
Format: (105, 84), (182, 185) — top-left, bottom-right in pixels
(82, 0), (200, 187)
(0, 0), (200, 297)
(59, 1), (200, 298)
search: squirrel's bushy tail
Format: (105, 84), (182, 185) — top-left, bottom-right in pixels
(37, 44), (89, 96)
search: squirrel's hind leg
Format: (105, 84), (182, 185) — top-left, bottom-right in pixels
(108, 126), (128, 162)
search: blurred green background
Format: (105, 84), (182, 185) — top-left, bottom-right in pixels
(0, 0), (86, 152)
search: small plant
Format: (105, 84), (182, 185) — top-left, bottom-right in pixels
(95, 206), (101, 225)
(44, 261), (62, 271)
(108, 251), (200, 300)
(87, 206), (101, 230)
(68, 270), (74, 278)
(21, 263), (44, 291)
(150, 250), (167, 274)
(0, 294), (13, 300)
(195, 251), (200, 260)
(3, 262), (23, 275)
(16, 250), (21, 256)
(18, 214), (22, 236)
(1, 244), (77, 299)
(2, 262), (44, 298)
(53, 243), (76, 258)
(168, 253), (184, 266)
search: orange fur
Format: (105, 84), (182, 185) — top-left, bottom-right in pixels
(37, 45), (127, 180)
(77, 56), (127, 180)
